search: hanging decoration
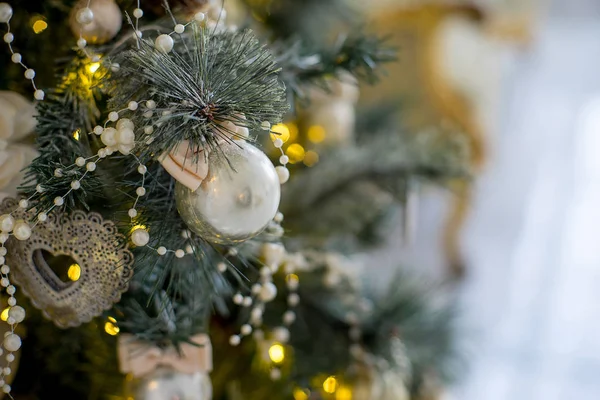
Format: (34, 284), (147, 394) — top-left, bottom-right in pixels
(175, 141), (281, 245)
(69, 0), (123, 44)
(0, 198), (134, 328)
(119, 333), (213, 400)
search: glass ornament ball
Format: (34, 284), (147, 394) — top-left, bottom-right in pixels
(175, 141), (280, 245)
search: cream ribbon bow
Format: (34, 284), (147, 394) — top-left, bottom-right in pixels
(159, 120), (249, 192)
(117, 334), (213, 378)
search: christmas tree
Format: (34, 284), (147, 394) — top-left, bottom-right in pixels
(0, 1), (471, 399)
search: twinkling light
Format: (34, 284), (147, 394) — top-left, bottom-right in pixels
(323, 376), (338, 394)
(86, 62), (100, 74)
(104, 320), (120, 336)
(304, 150), (319, 167)
(32, 19), (48, 34)
(0, 307), (9, 322)
(308, 125), (326, 143)
(268, 343), (285, 364)
(271, 123), (290, 143)
(286, 143), (305, 164)
(72, 129), (81, 141)
(293, 388), (310, 400)
(336, 386), (352, 400)
(68, 263), (81, 281)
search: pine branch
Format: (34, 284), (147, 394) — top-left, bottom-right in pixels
(276, 33), (396, 102)
(108, 24), (289, 162)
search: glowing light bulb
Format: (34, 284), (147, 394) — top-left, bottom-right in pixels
(268, 343), (285, 364)
(286, 143), (305, 164)
(32, 19), (48, 34)
(104, 320), (120, 336)
(87, 62), (101, 74)
(323, 376), (338, 394)
(0, 307), (9, 322)
(67, 263), (81, 281)
(270, 123), (290, 143)
(293, 388), (310, 400)
(336, 386), (352, 400)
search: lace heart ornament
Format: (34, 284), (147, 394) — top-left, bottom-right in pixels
(0, 198), (134, 328)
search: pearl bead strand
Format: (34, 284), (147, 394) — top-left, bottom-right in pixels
(0, 2), (44, 100)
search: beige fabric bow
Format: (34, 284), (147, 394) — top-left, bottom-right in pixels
(117, 334), (213, 378)
(159, 120), (249, 191)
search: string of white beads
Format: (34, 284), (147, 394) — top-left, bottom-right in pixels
(0, 241), (22, 395)
(0, 2), (44, 100)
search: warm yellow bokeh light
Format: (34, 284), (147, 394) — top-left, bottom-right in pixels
(336, 386), (353, 400)
(72, 129), (80, 141)
(104, 321), (120, 336)
(286, 143), (305, 163)
(288, 122), (299, 142)
(304, 150), (319, 167)
(270, 123), (290, 143)
(108, 316), (117, 323)
(0, 307), (9, 322)
(307, 125), (326, 143)
(293, 388), (310, 400)
(323, 376), (338, 394)
(87, 62), (101, 74)
(286, 274), (299, 284)
(32, 20), (48, 34)
(68, 263), (81, 281)
(268, 343), (285, 364)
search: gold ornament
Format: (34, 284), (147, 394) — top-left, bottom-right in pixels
(0, 198), (134, 328)
(69, 0), (122, 45)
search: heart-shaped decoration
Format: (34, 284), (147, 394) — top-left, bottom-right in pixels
(0, 198), (134, 328)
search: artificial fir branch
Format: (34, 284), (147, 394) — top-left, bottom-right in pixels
(276, 33), (396, 103)
(20, 54), (107, 212)
(108, 24), (289, 162)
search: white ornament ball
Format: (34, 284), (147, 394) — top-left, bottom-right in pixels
(155, 34), (174, 53)
(8, 306), (24, 324)
(175, 141), (280, 245)
(13, 220), (31, 241)
(3, 334), (20, 352)
(131, 227), (149, 247)
(0, 3), (13, 23)
(70, 0), (123, 44)
(258, 282), (277, 302)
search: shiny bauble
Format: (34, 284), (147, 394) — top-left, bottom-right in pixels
(175, 141), (280, 245)
(69, 0), (122, 45)
(129, 367), (212, 400)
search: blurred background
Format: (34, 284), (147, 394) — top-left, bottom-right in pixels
(360, 0), (600, 399)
